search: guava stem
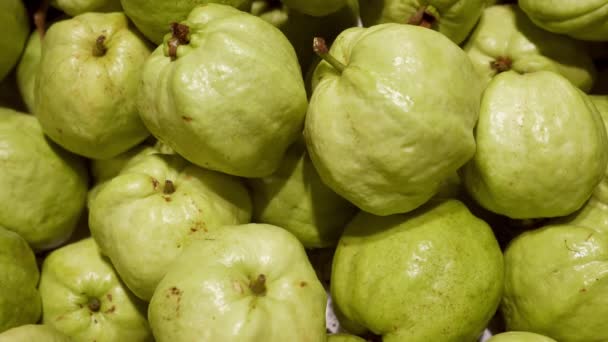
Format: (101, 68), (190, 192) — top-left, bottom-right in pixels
(313, 37), (345, 73)
(163, 180), (176, 195)
(92, 35), (107, 57)
(34, 0), (50, 38)
(168, 23), (190, 61)
(249, 274), (267, 296)
(88, 297), (101, 312)
(490, 56), (512, 73)
(407, 5), (435, 29)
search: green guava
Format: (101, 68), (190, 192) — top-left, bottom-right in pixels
(138, 4), (307, 177)
(462, 71), (608, 219)
(0, 108), (89, 251)
(488, 331), (557, 342)
(331, 199), (503, 341)
(148, 223), (327, 341)
(0, 227), (41, 333)
(519, 0), (608, 41)
(0, 324), (72, 342)
(121, 0), (253, 44)
(306, 24), (481, 215)
(359, 0), (485, 44)
(35, 12), (151, 159)
(0, 0), (28, 82)
(16, 31), (41, 114)
(248, 139), (357, 248)
(327, 333), (366, 342)
(280, 0), (347, 16)
(39, 238), (152, 342)
(501, 224), (608, 342)
(89, 152), (252, 300)
(464, 4), (597, 92)
(51, 0), (122, 16)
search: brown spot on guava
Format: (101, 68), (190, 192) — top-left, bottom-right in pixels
(299, 281), (307, 287)
(490, 56), (512, 73)
(580, 288), (587, 293)
(181, 116), (193, 122)
(152, 178), (159, 189)
(105, 305), (116, 314)
(106, 293), (112, 302)
(163, 196), (172, 202)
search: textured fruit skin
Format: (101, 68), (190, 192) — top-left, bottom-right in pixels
(148, 223), (327, 342)
(464, 4), (596, 92)
(138, 4), (307, 178)
(39, 238), (152, 342)
(0, 0), (28, 82)
(359, 0), (485, 44)
(248, 139), (357, 248)
(0, 109), (88, 251)
(89, 152), (252, 301)
(331, 200), (504, 342)
(35, 12), (151, 159)
(306, 24), (481, 216)
(463, 71), (608, 219)
(0, 228), (41, 334)
(51, 0), (122, 16)
(519, 0), (608, 41)
(121, 0), (253, 44)
(501, 224), (608, 342)
(16, 31), (41, 114)
(487, 331), (557, 342)
(0, 324), (72, 342)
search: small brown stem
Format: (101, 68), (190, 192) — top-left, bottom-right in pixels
(163, 180), (176, 195)
(92, 35), (107, 57)
(313, 37), (345, 73)
(88, 297), (101, 312)
(407, 6), (436, 29)
(249, 274), (267, 296)
(490, 56), (512, 73)
(168, 23), (190, 61)
(34, 0), (50, 38)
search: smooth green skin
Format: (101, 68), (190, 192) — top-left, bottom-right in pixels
(306, 24), (481, 216)
(138, 4), (307, 178)
(120, 0), (252, 44)
(281, 0), (347, 16)
(91, 145), (157, 184)
(0, 228), (41, 333)
(519, 0), (608, 41)
(51, 0), (122, 16)
(501, 224), (608, 342)
(36, 12), (151, 159)
(16, 31), (41, 114)
(464, 5), (596, 92)
(148, 223), (327, 342)
(248, 139), (357, 248)
(252, 0), (358, 72)
(39, 238), (152, 342)
(0, 0), (28, 82)
(90, 153), (252, 301)
(0, 109), (88, 251)
(0, 324), (73, 342)
(327, 334), (366, 342)
(359, 0), (485, 45)
(331, 199), (504, 342)
(487, 332), (557, 342)
(462, 71), (608, 219)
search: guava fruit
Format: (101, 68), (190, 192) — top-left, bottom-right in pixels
(488, 331), (557, 342)
(138, 4), (307, 177)
(51, 0), (122, 16)
(248, 139), (357, 248)
(331, 199), (504, 342)
(0, 227), (41, 333)
(359, 0), (485, 44)
(148, 223), (327, 342)
(462, 71), (608, 219)
(0, 108), (88, 250)
(252, 0), (358, 72)
(121, 0), (253, 44)
(305, 24), (481, 215)
(16, 31), (41, 114)
(0, 0), (28, 82)
(464, 4), (596, 92)
(35, 12), (151, 159)
(501, 224), (608, 342)
(39, 238), (152, 342)
(280, 0), (347, 16)
(519, 0), (608, 41)
(0, 324), (72, 342)
(89, 152), (252, 300)
(328, 334), (366, 342)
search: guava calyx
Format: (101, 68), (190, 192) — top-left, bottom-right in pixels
(92, 35), (107, 57)
(88, 297), (101, 312)
(407, 5), (437, 29)
(490, 56), (512, 73)
(163, 180), (176, 195)
(34, 0), (49, 38)
(249, 274), (267, 296)
(313, 37), (345, 73)
(168, 23), (190, 61)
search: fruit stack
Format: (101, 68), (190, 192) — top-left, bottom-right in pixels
(1, 0), (607, 341)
